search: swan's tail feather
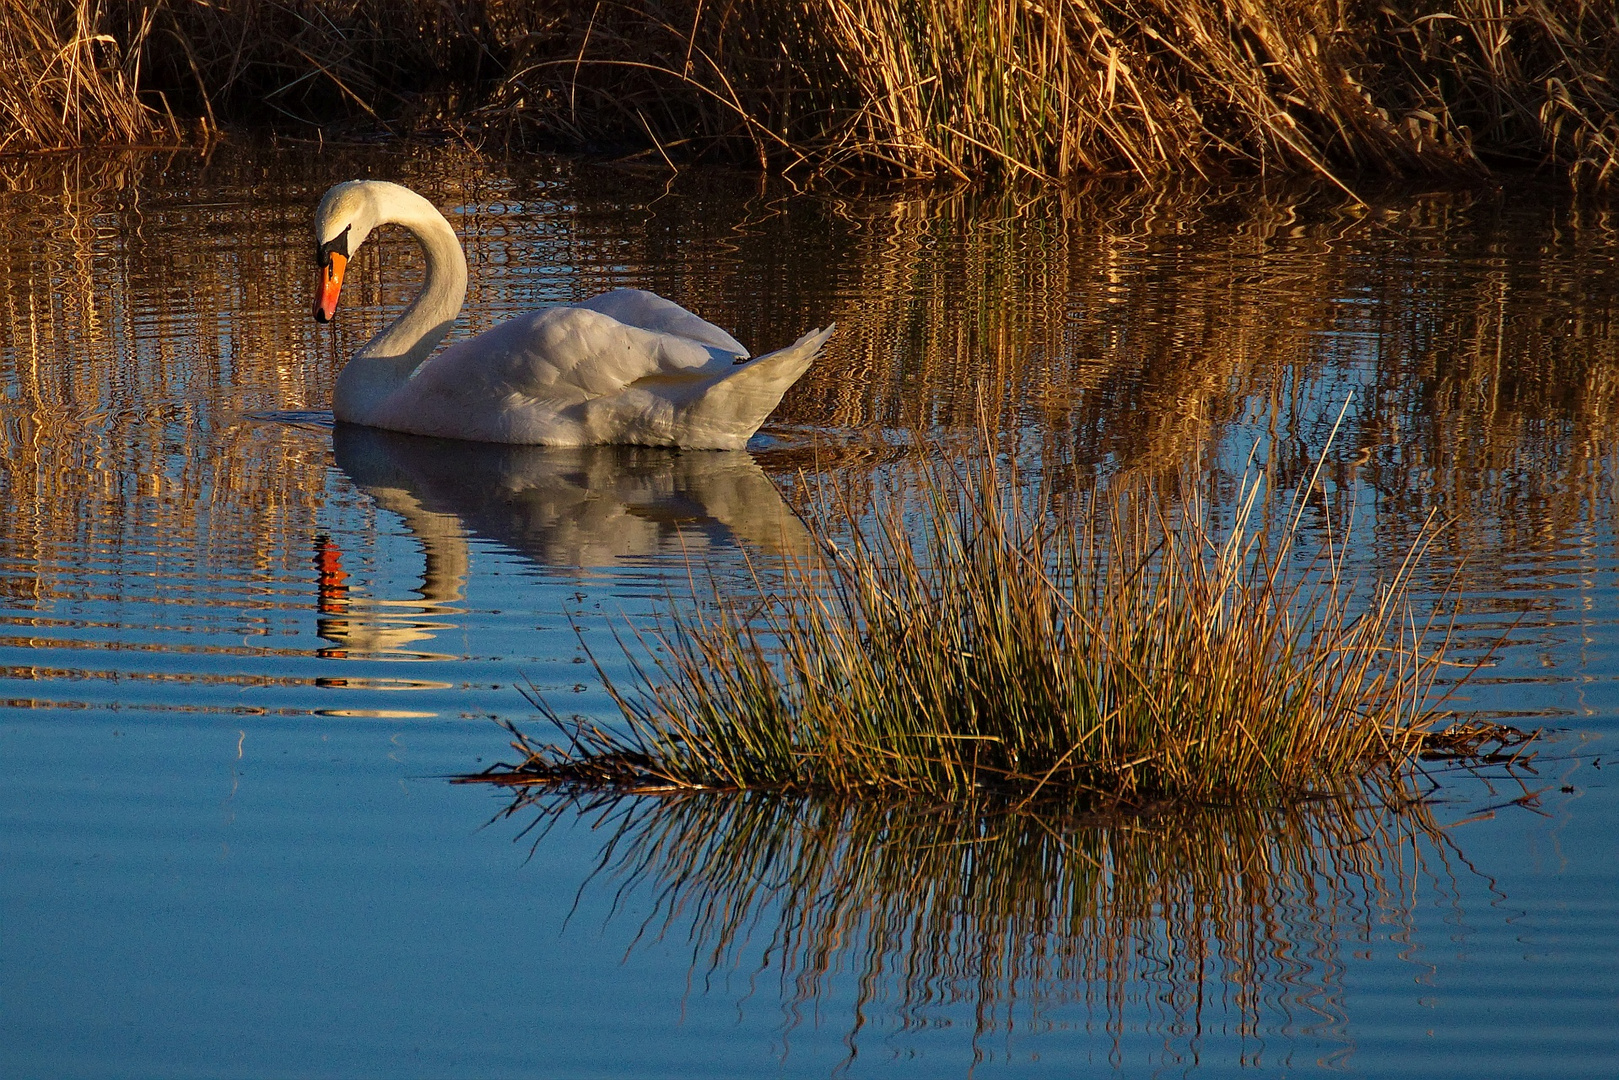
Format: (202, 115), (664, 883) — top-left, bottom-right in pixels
(680, 324), (833, 448)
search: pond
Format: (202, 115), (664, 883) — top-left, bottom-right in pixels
(2, 143), (1616, 1077)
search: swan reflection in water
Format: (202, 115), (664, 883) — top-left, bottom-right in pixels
(485, 786), (1475, 1071)
(314, 424), (811, 659)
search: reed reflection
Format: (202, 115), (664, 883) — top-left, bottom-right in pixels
(4, 145), (1616, 712)
(5, 147), (1615, 610)
(319, 425), (810, 657)
(497, 788), (1454, 1069)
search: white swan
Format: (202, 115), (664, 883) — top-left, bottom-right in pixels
(311, 180), (832, 449)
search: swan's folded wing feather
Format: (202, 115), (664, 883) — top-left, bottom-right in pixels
(418, 305), (729, 403)
(572, 288), (749, 359)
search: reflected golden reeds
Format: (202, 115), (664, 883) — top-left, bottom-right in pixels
(0, 149), (331, 607)
(495, 783), (1462, 1066)
(763, 181), (1619, 611)
(3, 145), (1615, 642)
(0, 146), (502, 610)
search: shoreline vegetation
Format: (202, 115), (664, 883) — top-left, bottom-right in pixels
(5, 1), (1617, 189)
(462, 444), (1533, 806)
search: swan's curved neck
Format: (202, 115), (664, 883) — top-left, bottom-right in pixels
(335, 190), (467, 420)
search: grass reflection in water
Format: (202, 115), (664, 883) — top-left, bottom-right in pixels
(498, 784), (1466, 1067)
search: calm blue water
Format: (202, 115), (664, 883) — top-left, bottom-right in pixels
(1, 145), (1615, 1077)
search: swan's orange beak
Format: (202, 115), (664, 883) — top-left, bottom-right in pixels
(313, 252), (347, 323)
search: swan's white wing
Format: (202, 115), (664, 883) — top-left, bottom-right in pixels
(372, 300), (824, 448)
(404, 305), (732, 410)
(573, 288), (749, 359)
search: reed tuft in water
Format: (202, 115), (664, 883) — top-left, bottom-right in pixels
(482, 442), (1467, 803)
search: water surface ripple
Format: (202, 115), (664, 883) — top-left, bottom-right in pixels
(2, 145), (1616, 1077)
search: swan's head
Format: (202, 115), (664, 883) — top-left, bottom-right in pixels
(311, 180), (389, 323)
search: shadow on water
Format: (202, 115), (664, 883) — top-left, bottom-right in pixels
(493, 785), (1475, 1071)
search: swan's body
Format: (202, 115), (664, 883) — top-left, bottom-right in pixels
(312, 180), (831, 449)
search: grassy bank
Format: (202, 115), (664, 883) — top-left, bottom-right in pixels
(5, 0), (1617, 188)
(471, 442), (1487, 804)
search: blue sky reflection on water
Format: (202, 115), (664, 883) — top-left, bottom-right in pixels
(1, 144), (1617, 1077)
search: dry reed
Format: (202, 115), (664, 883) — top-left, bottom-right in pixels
(0, 0), (168, 151)
(5, 0), (1617, 188)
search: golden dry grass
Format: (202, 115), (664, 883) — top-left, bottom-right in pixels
(0, 0), (165, 151)
(5, 0), (1617, 187)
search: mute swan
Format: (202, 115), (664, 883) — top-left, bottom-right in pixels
(311, 180), (832, 449)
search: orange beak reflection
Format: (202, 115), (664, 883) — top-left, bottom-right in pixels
(313, 252), (347, 323)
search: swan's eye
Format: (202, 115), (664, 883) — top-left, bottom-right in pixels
(317, 224), (352, 266)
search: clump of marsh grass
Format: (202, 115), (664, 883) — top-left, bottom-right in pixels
(486, 439), (1469, 804)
